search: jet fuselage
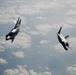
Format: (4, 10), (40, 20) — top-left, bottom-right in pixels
(57, 34), (69, 50)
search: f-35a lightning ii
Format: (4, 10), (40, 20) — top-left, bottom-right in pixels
(57, 27), (70, 51)
(5, 17), (21, 42)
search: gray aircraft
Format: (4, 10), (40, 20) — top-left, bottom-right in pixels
(57, 27), (69, 51)
(5, 17), (21, 42)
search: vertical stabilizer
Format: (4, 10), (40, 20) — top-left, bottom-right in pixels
(58, 27), (62, 34)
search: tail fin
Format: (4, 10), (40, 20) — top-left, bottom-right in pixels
(15, 17), (21, 28)
(16, 17), (20, 24)
(58, 27), (62, 34)
(19, 19), (21, 24)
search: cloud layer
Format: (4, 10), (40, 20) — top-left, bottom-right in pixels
(0, 58), (8, 64)
(4, 65), (52, 75)
(12, 51), (25, 58)
(0, 0), (76, 75)
(67, 64), (76, 74)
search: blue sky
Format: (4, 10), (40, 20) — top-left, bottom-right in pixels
(0, 0), (76, 75)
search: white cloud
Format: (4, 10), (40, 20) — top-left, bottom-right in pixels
(29, 70), (52, 75)
(0, 45), (5, 51)
(40, 40), (50, 45)
(66, 9), (76, 15)
(70, 5), (76, 8)
(17, 5), (41, 15)
(67, 64), (76, 74)
(36, 16), (46, 20)
(68, 37), (76, 49)
(4, 65), (29, 75)
(0, 7), (16, 14)
(53, 22), (73, 30)
(0, 14), (12, 24)
(33, 1), (61, 9)
(42, 72), (52, 75)
(61, 22), (73, 28)
(45, 66), (50, 70)
(0, 58), (8, 64)
(36, 24), (52, 35)
(10, 33), (31, 48)
(6, 0), (25, 3)
(4, 65), (52, 75)
(4, 69), (19, 75)
(0, 7), (20, 24)
(0, 7), (26, 24)
(54, 44), (66, 52)
(66, 0), (76, 4)
(29, 70), (37, 75)
(29, 31), (39, 35)
(66, 16), (76, 25)
(12, 51), (25, 58)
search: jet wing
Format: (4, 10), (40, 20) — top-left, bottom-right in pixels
(65, 35), (69, 39)
(62, 42), (68, 50)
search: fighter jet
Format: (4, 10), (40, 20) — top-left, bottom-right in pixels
(5, 17), (21, 42)
(57, 27), (69, 51)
